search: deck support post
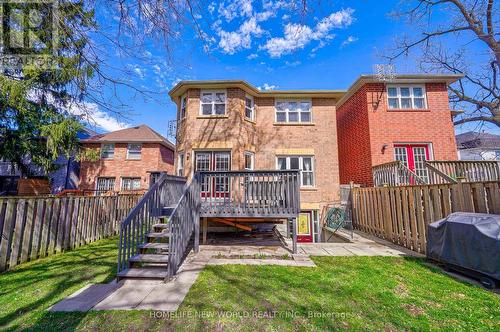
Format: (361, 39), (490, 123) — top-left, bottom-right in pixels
(286, 218), (290, 238)
(194, 214), (200, 253)
(202, 218), (208, 244)
(291, 217), (297, 254)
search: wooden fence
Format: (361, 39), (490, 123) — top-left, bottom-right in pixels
(0, 193), (141, 272)
(351, 181), (500, 254)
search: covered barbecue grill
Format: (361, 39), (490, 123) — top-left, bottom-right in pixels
(427, 212), (500, 288)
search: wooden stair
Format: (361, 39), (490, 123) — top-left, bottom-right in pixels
(117, 206), (174, 281)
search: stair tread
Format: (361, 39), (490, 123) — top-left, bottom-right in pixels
(153, 223), (169, 229)
(146, 232), (171, 238)
(117, 268), (168, 279)
(130, 254), (169, 263)
(138, 243), (170, 250)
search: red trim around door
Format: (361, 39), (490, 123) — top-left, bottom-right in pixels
(297, 211), (313, 243)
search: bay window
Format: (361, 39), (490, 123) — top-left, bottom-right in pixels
(200, 90), (226, 115)
(387, 86), (427, 109)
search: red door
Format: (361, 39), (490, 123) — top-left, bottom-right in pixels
(394, 144), (430, 182)
(195, 151), (231, 198)
(297, 212), (313, 242)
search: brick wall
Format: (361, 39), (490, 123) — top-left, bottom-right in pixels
(79, 142), (174, 191)
(337, 82), (458, 186)
(336, 86), (373, 185)
(175, 87), (340, 209)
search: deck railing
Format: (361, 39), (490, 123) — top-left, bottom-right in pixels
(373, 160), (500, 187)
(372, 161), (427, 187)
(167, 175), (201, 277)
(117, 174), (186, 274)
(425, 160), (500, 183)
(198, 170), (301, 218)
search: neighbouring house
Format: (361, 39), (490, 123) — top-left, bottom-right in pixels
(168, 75), (463, 243)
(0, 128), (95, 196)
(336, 74), (462, 186)
(78, 125), (175, 194)
(456, 131), (500, 161)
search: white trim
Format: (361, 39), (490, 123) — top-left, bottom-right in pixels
(386, 85), (427, 110)
(179, 94), (187, 119)
(100, 143), (115, 159)
(199, 90), (227, 116)
(244, 94), (254, 121)
(274, 99), (312, 124)
(275, 155), (315, 187)
(244, 151), (254, 170)
(126, 143), (142, 160)
(177, 152), (185, 176)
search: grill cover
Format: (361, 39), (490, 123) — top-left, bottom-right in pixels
(427, 212), (500, 280)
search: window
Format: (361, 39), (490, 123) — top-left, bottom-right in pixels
(177, 153), (184, 176)
(149, 172), (161, 187)
(100, 143), (115, 159)
(126, 143), (142, 160)
(245, 95), (254, 120)
(276, 156), (315, 187)
(179, 94), (187, 119)
(387, 86), (427, 109)
(495, 150), (500, 161)
(244, 151), (254, 170)
(96, 177), (115, 194)
(121, 177), (141, 190)
(200, 90), (226, 115)
(275, 100), (311, 123)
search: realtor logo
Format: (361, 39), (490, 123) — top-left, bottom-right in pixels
(0, 0), (58, 67)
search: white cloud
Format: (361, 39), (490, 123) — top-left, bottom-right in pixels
(257, 83), (277, 91)
(341, 35), (359, 48)
(65, 101), (130, 132)
(247, 53), (258, 59)
(218, 17), (264, 54)
(218, 0), (253, 22)
(152, 64), (161, 74)
(285, 60), (301, 67)
(260, 8), (354, 58)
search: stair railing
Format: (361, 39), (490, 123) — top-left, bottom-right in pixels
(372, 161), (427, 186)
(117, 173), (186, 274)
(167, 174), (201, 278)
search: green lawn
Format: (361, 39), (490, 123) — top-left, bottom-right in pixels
(1, 237), (499, 331)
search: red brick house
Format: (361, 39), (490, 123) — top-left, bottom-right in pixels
(78, 125), (175, 194)
(336, 74), (462, 186)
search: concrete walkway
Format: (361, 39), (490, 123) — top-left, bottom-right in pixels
(50, 230), (419, 312)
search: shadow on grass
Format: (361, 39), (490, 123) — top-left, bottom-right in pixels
(0, 237), (118, 331)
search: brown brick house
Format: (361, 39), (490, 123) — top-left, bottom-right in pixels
(169, 75), (461, 242)
(78, 125), (175, 194)
(336, 74), (462, 186)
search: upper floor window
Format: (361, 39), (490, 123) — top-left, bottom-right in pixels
(200, 90), (226, 116)
(177, 153), (184, 176)
(276, 155), (315, 187)
(100, 143), (115, 159)
(127, 143), (142, 160)
(245, 95), (254, 120)
(244, 151), (254, 170)
(179, 95), (187, 119)
(387, 86), (427, 109)
(275, 100), (311, 123)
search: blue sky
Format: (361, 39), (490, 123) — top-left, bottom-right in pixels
(86, 0), (498, 138)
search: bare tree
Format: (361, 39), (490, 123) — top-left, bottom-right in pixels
(388, 0), (499, 128)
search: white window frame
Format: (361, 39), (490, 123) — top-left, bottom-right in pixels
(177, 152), (184, 176)
(245, 95), (254, 121)
(199, 90), (227, 116)
(121, 177), (141, 191)
(126, 143), (142, 160)
(276, 155), (315, 187)
(96, 177), (115, 195)
(179, 94), (187, 120)
(275, 99), (312, 123)
(244, 151), (254, 170)
(100, 143), (115, 159)
(387, 85), (427, 110)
